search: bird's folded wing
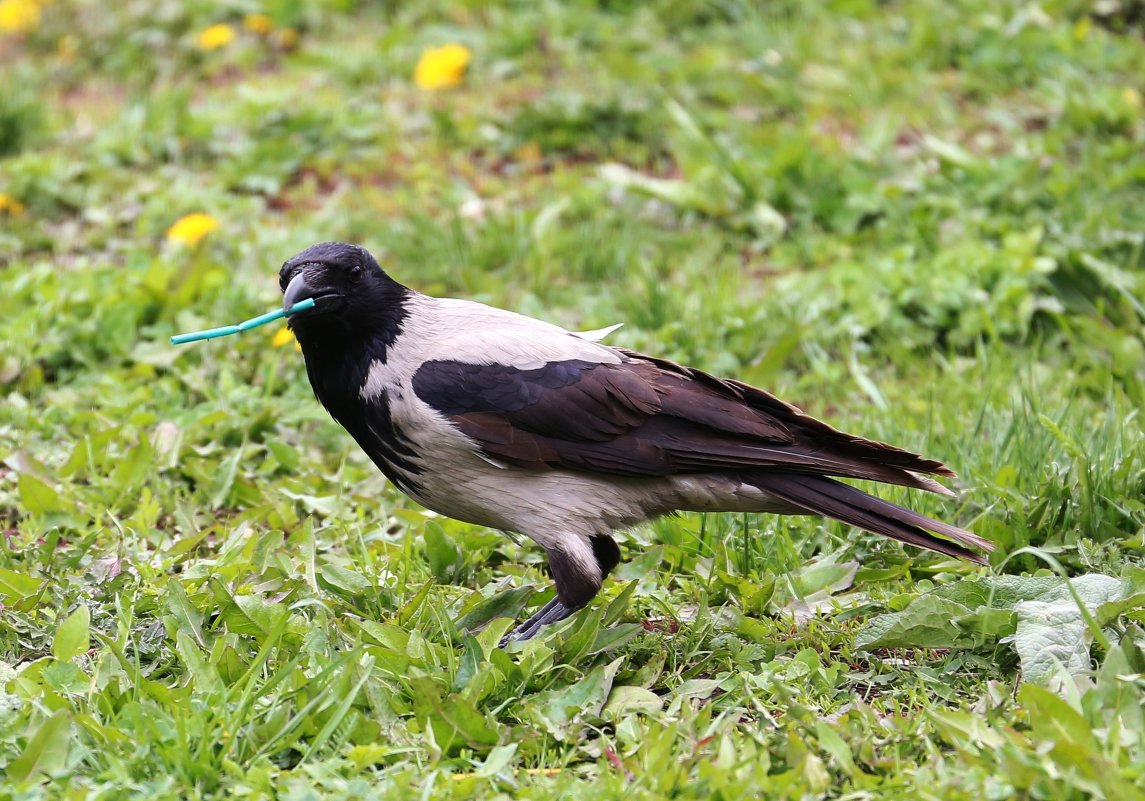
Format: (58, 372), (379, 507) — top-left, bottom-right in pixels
(571, 322), (624, 342)
(411, 343), (956, 493)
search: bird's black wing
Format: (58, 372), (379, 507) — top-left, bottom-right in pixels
(411, 351), (954, 493)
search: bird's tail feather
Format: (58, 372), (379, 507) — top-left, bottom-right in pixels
(753, 473), (993, 564)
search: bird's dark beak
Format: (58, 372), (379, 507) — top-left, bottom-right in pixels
(283, 272), (314, 312)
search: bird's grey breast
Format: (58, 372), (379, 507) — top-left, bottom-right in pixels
(354, 315), (482, 507)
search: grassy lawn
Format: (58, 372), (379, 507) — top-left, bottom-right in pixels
(2, 0), (1144, 797)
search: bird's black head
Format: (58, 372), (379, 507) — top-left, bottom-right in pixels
(279, 242), (410, 349)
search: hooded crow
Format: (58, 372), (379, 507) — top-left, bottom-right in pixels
(280, 242), (993, 643)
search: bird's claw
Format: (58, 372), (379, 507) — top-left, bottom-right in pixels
(498, 597), (578, 648)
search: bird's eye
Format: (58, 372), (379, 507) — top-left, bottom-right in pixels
(348, 265), (362, 283)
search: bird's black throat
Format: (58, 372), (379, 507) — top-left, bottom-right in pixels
(291, 286), (424, 491)
(291, 285), (408, 407)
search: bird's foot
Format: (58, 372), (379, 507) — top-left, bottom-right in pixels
(498, 597), (578, 647)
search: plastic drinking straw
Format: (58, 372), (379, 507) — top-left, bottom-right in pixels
(170, 297), (316, 345)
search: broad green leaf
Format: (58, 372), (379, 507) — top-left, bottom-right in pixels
(265, 441), (300, 471)
(603, 580), (638, 626)
(1019, 684), (1099, 751)
(859, 574), (1099, 650)
(1012, 574), (1122, 685)
(345, 743), (391, 769)
(317, 562), (372, 596)
(279, 489), (339, 516)
(603, 685), (663, 718)
(1096, 566), (1145, 625)
(555, 605), (605, 664)
(529, 657), (623, 739)
(354, 619), (409, 651)
(588, 622), (642, 654)
(18, 473), (63, 515)
(410, 677), (500, 753)
(165, 579), (205, 648)
(674, 679), (722, 699)
(787, 559), (859, 598)
(454, 586), (534, 632)
(860, 573), (1143, 692)
(52, 606), (90, 662)
(0, 568), (42, 603)
(212, 579), (287, 639)
(452, 634), (484, 692)
(717, 571), (776, 616)
(209, 448), (243, 508)
(229, 595), (288, 639)
(855, 595), (971, 649)
(1094, 637), (1145, 735)
(423, 523), (459, 581)
(927, 708), (1005, 749)
(613, 545), (664, 581)
(175, 631), (222, 697)
(955, 606), (1016, 639)
(7, 710), (71, 783)
(476, 743), (518, 778)
(802, 752), (830, 795)
(815, 720), (856, 776)
(1022, 682), (1145, 801)
(109, 434), (154, 497)
(731, 610), (776, 644)
(397, 581), (433, 627)
(42, 661), (88, 694)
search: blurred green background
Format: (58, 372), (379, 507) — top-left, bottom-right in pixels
(1, 1), (1144, 798)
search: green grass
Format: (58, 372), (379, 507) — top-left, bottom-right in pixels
(2, 0), (1145, 798)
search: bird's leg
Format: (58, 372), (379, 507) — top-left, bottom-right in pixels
(498, 596), (579, 646)
(498, 534), (621, 647)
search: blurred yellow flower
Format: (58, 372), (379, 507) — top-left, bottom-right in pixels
(1124, 87), (1142, 110)
(243, 13), (272, 35)
(0, 192), (26, 216)
(414, 43), (471, 91)
(0, 0), (40, 35)
(166, 213), (219, 246)
(271, 327), (295, 347)
(196, 23), (235, 51)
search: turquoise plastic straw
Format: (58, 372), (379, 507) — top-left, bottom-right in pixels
(171, 298), (316, 345)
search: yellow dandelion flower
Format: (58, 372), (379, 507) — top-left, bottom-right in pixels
(271, 327), (295, 348)
(196, 23), (235, 52)
(414, 43), (471, 91)
(166, 213), (219, 247)
(243, 13), (272, 35)
(0, 0), (41, 35)
(0, 193), (26, 216)
(1123, 87), (1142, 110)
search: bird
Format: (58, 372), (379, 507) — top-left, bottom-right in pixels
(279, 241), (993, 644)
